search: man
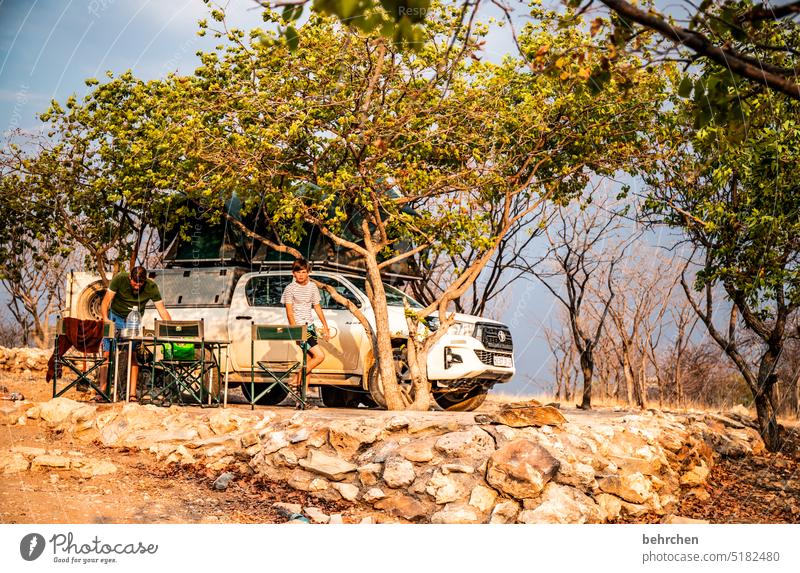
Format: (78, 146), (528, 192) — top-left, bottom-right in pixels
(281, 258), (330, 393)
(101, 266), (171, 400)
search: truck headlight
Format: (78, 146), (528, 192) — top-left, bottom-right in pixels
(447, 322), (473, 336)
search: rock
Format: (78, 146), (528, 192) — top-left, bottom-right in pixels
(469, 485), (497, 512)
(358, 440), (400, 464)
(684, 487), (711, 501)
(435, 427), (495, 459)
(374, 495), (432, 521)
(386, 416), (411, 431)
(165, 445), (196, 465)
(261, 432), (290, 455)
(595, 493), (623, 522)
(553, 459), (596, 490)
(363, 487), (386, 503)
(517, 483), (602, 524)
(598, 472), (654, 504)
(382, 457), (416, 488)
(0, 452), (30, 474)
(398, 440), (435, 463)
(328, 514), (344, 524)
(728, 404), (751, 419)
(426, 471), (469, 504)
(274, 449), (299, 468)
(273, 502), (303, 517)
(328, 418), (384, 457)
(431, 502), (481, 524)
(38, 398), (93, 426)
(299, 450), (357, 481)
(213, 472), (236, 491)
(357, 463), (382, 486)
(441, 463), (474, 475)
(359, 516), (375, 524)
(331, 482), (360, 501)
(31, 454), (71, 470)
(489, 500), (520, 524)
(288, 428), (310, 443)
(240, 431), (260, 448)
(680, 463), (710, 487)
(476, 404), (566, 428)
(208, 410), (242, 435)
(75, 460), (117, 477)
(661, 515), (710, 524)
(485, 439), (560, 499)
(303, 507), (330, 524)
(288, 469), (330, 492)
(10, 446), (47, 458)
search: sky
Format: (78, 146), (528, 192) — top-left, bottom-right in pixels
(0, 0), (678, 396)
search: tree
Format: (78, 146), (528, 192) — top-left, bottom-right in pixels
(592, 0), (800, 100)
(269, 0), (800, 100)
(149, 6), (668, 410)
(0, 169), (73, 347)
(533, 201), (632, 409)
(646, 88), (800, 450)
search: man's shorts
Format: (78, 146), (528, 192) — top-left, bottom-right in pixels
(295, 324), (318, 351)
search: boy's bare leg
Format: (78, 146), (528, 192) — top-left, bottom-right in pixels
(294, 347), (324, 390)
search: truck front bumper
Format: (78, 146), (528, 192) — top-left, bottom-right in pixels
(426, 334), (515, 383)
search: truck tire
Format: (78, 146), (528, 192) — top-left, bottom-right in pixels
(367, 342), (421, 409)
(240, 383), (289, 406)
(320, 386), (374, 408)
(433, 386), (489, 411)
(75, 280), (106, 320)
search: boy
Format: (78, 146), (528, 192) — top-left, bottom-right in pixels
(281, 259), (330, 390)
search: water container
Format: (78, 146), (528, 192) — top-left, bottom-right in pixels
(125, 308), (142, 337)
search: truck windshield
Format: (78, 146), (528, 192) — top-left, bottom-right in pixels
(344, 277), (423, 309)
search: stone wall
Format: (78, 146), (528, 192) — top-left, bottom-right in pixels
(0, 346), (50, 373)
(0, 398), (764, 523)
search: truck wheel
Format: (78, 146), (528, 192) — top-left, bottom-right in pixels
(367, 343), (419, 409)
(320, 386), (371, 408)
(75, 281), (106, 320)
(240, 383), (289, 406)
(433, 387), (489, 411)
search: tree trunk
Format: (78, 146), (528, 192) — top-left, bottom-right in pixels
(754, 390), (781, 451)
(753, 349), (782, 451)
(622, 350), (635, 405)
(364, 255), (404, 410)
(579, 350), (593, 409)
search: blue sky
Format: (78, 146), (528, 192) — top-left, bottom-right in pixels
(0, 1), (667, 396)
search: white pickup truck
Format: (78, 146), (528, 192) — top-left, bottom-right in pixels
(66, 266), (515, 410)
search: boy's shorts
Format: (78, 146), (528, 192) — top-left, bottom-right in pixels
(296, 324), (318, 351)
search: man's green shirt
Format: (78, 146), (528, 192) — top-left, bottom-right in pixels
(108, 272), (162, 317)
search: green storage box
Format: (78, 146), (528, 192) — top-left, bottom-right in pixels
(162, 342), (196, 361)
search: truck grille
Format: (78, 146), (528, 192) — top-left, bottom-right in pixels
(474, 350), (513, 366)
(477, 323), (513, 351)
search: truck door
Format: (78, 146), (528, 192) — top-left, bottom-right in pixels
(227, 273), (293, 371)
(313, 275), (367, 373)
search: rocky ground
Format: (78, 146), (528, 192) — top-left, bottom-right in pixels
(1, 367), (798, 525)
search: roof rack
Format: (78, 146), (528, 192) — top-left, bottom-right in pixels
(257, 260), (421, 283)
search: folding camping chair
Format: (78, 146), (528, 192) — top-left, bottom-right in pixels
(52, 318), (115, 400)
(248, 324), (309, 410)
(148, 319), (219, 406)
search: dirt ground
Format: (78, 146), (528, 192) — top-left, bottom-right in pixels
(2, 370), (799, 524)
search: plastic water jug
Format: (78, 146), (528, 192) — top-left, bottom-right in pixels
(125, 308), (142, 337)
